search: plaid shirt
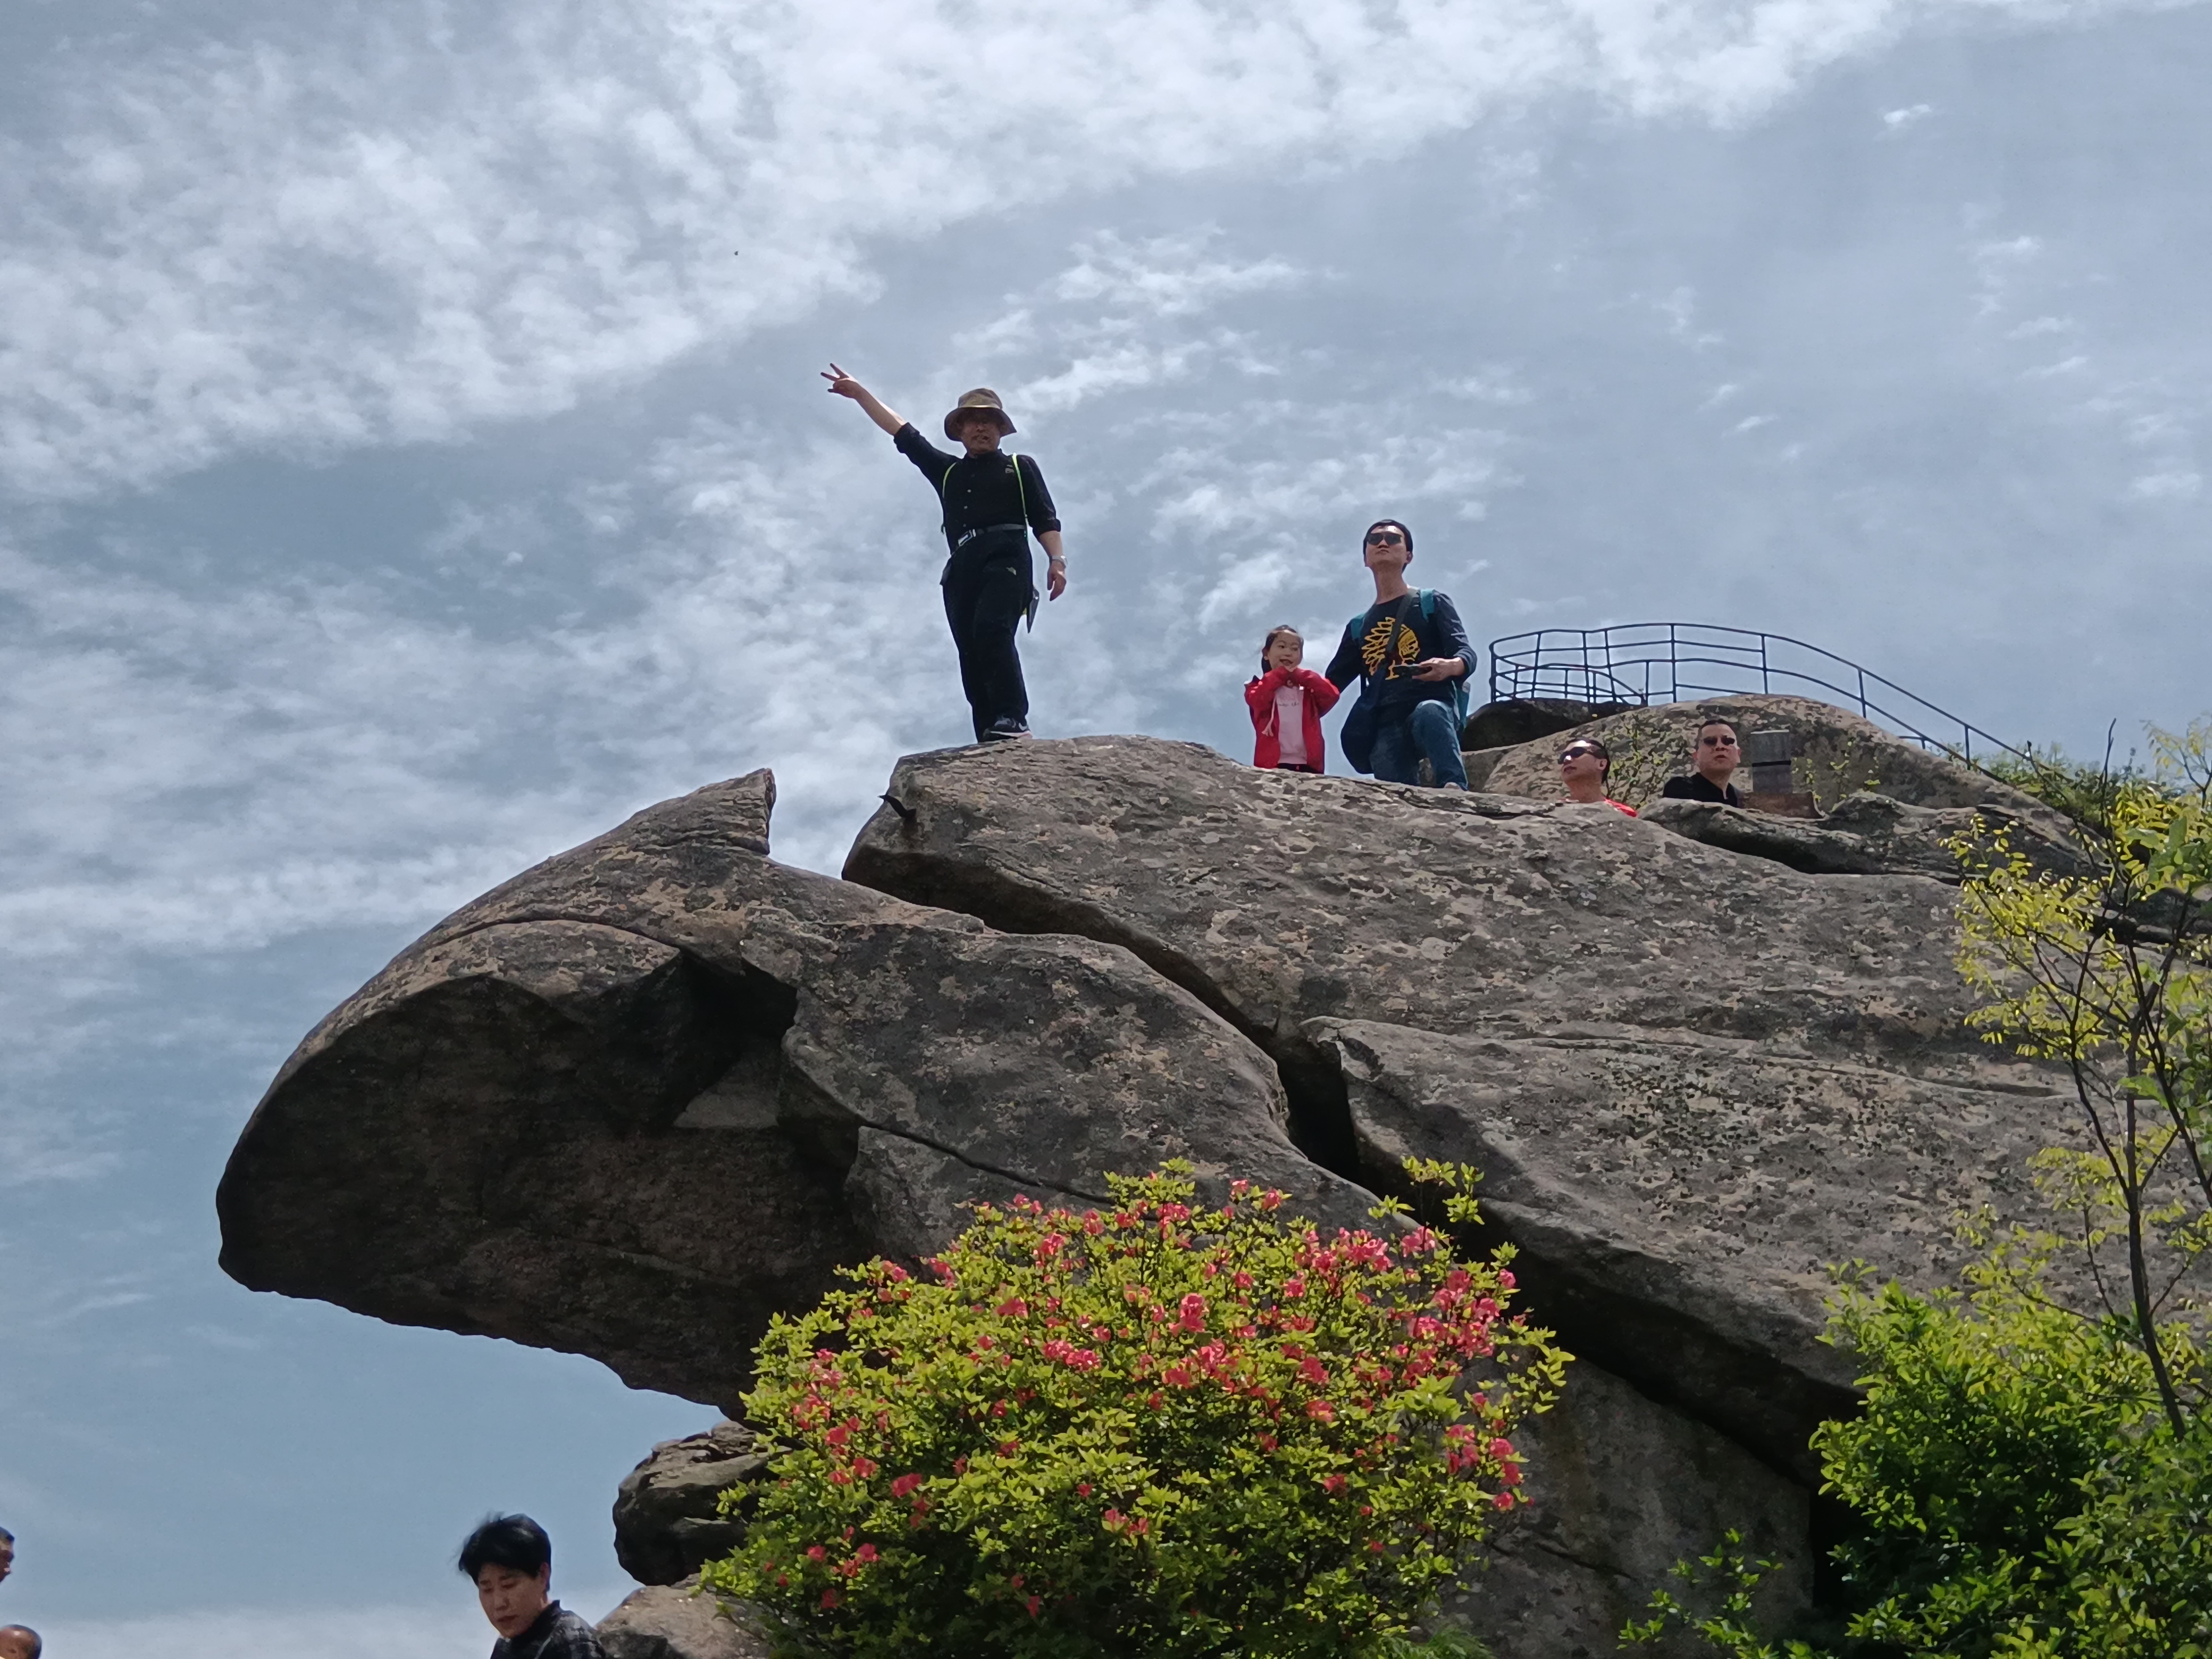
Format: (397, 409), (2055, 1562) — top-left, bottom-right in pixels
(491, 1603), (606, 1659)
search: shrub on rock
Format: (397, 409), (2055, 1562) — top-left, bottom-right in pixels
(703, 1162), (1567, 1658)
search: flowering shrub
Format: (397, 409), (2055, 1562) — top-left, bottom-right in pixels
(703, 1161), (1569, 1658)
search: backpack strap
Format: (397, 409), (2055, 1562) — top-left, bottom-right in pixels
(940, 453), (1028, 531)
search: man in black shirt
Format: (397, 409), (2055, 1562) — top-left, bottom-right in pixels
(1660, 717), (1745, 805)
(1324, 520), (1477, 788)
(460, 1514), (607, 1659)
(824, 365), (1066, 742)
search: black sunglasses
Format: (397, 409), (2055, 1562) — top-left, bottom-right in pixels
(1364, 530), (1405, 546)
(1560, 745), (1600, 762)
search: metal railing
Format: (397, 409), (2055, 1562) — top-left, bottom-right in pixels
(1486, 622), (2027, 767)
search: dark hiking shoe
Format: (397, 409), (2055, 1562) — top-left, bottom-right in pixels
(982, 717), (1032, 742)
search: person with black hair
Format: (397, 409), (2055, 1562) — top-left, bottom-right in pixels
(822, 364), (1067, 743)
(1660, 717), (1745, 805)
(0, 1525), (13, 1586)
(458, 1513), (606, 1659)
(1324, 520), (1477, 789)
(1560, 737), (1636, 815)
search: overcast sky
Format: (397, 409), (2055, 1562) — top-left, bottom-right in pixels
(3, 0), (2208, 1651)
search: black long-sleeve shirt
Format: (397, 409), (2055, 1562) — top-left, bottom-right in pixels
(893, 423), (1060, 549)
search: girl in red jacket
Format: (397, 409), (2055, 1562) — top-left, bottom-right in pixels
(1245, 624), (1340, 773)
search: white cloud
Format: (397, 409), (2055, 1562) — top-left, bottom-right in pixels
(2129, 468), (2201, 499)
(1881, 101), (1934, 129)
(0, 0), (2140, 500)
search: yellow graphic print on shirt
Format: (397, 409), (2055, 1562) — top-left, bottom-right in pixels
(1360, 614), (1423, 681)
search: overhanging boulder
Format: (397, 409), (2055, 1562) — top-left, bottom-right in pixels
(218, 767), (1371, 1409)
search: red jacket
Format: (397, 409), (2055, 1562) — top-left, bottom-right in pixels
(1244, 667), (1341, 769)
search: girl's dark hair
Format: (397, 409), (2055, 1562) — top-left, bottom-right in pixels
(1364, 518), (1414, 555)
(458, 1513), (551, 1580)
(1260, 624), (1302, 668)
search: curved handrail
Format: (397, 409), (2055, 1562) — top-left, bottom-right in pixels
(1486, 622), (2027, 767)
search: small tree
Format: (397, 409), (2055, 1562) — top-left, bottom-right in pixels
(1954, 719), (2212, 1431)
(704, 1162), (1568, 1659)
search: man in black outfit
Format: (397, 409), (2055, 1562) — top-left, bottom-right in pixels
(459, 1513), (606, 1659)
(1660, 717), (1745, 805)
(823, 365), (1066, 742)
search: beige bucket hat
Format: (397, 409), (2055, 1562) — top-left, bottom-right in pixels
(942, 387), (1017, 440)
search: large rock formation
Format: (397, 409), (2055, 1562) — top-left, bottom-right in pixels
(218, 768), (1370, 1409)
(615, 1421), (770, 1587)
(842, 734), (2080, 1482)
(220, 711), (2091, 1657)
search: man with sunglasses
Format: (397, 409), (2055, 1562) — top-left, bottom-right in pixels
(1559, 738), (1636, 815)
(1660, 717), (1745, 805)
(1324, 520), (1477, 789)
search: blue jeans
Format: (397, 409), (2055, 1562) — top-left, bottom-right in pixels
(1369, 699), (1469, 789)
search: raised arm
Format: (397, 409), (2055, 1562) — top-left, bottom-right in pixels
(822, 363), (907, 437)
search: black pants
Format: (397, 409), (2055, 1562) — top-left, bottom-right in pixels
(941, 530), (1033, 741)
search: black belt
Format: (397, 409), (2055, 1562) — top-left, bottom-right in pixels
(953, 522), (1028, 548)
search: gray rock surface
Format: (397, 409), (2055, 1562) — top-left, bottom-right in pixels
(219, 766), (1374, 1408)
(1637, 791), (2087, 883)
(844, 734), (2080, 1473)
(1459, 1362), (1810, 1659)
(598, 1579), (768, 1659)
(615, 1421), (769, 1587)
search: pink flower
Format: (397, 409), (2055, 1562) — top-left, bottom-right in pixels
(1305, 1400), (1335, 1422)
(1490, 1438), (1514, 1460)
(1494, 1491), (1515, 1511)
(1322, 1474), (1347, 1494)
(1282, 1275), (1307, 1298)
(820, 1590), (840, 1610)
(1179, 1294), (1208, 1333)
(853, 1544), (878, 1564)
(1076, 1483), (1093, 1497)
(1300, 1356), (1328, 1386)
(1026, 1596), (1042, 1618)
(891, 1473), (924, 1499)
(996, 1297), (1029, 1318)
(806, 1545), (827, 1562)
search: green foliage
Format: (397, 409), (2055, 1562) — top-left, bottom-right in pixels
(1979, 746), (2129, 827)
(706, 1161), (1569, 1659)
(1626, 1237), (2212, 1658)
(1623, 1531), (1821, 1658)
(1953, 717), (2212, 1428)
